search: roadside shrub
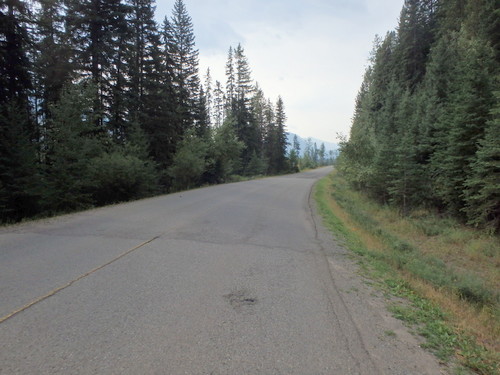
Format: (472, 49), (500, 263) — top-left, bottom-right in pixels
(87, 152), (158, 205)
(168, 131), (208, 191)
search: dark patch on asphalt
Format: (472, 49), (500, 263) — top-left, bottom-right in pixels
(224, 290), (258, 312)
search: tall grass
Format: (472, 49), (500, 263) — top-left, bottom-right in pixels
(315, 172), (499, 375)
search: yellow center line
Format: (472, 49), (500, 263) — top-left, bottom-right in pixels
(0, 235), (160, 325)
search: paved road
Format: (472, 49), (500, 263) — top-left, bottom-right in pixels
(0, 168), (444, 374)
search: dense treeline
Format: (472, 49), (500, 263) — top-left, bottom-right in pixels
(0, 0), (292, 223)
(337, 0), (499, 232)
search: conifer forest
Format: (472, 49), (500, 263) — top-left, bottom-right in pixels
(337, 0), (499, 233)
(0, 0), (292, 223)
(1, 0), (499, 231)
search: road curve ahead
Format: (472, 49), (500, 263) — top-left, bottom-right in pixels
(0, 167), (443, 374)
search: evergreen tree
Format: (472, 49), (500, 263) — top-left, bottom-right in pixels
(225, 46), (235, 109)
(168, 128), (207, 191)
(245, 150), (267, 176)
(204, 68), (213, 126)
(124, 0), (180, 187)
(395, 0), (437, 90)
(234, 43), (253, 102)
(33, 0), (73, 122)
(42, 82), (104, 212)
(65, 0), (131, 129)
(462, 87), (500, 232)
(213, 80), (225, 127)
(293, 134), (301, 155)
(163, 0), (200, 132)
(226, 44), (259, 170)
(251, 83), (267, 151)
(0, 102), (40, 221)
(288, 148), (299, 173)
(339, 0), (500, 231)
(126, 0), (164, 139)
(204, 115), (244, 183)
(0, 0), (32, 106)
(273, 96), (288, 173)
(262, 98), (276, 172)
(431, 31), (496, 216)
(195, 84), (210, 137)
(319, 143), (326, 165)
(0, 0), (294, 220)
(0, 0), (40, 221)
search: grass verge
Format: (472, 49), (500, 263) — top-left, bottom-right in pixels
(314, 171), (499, 375)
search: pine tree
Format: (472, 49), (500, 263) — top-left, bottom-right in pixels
(293, 134), (300, 155)
(65, 0), (131, 130)
(204, 115), (244, 183)
(0, 102), (40, 221)
(225, 46), (235, 109)
(463, 87), (500, 232)
(195, 84), (210, 137)
(234, 43), (253, 102)
(163, 0), (200, 132)
(262, 98), (276, 172)
(0, 0), (40, 221)
(168, 128), (207, 191)
(226, 44), (259, 170)
(251, 83), (267, 151)
(213, 80), (225, 127)
(431, 32), (496, 216)
(33, 0), (73, 121)
(123, 0), (180, 188)
(125, 0), (164, 140)
(273, 96), (288, 173)
(395, 0), (437, 90)
(203, 68), (213, 125)
(339, 0), (499, 231)
(386, 89), (424, 214)
(319, 143), (326, 165)
(0, 0), (32, 106)
(301, 138), (316, 169)
(43, 82), (105, 212)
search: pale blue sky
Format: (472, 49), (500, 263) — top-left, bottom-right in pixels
(155, 0), (404, 143)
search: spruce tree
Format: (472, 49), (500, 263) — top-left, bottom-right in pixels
(163, 0), (200, 132)
(463, 88), (500, 232)
(226, 44), (259, 170)
(204, 68), (213, 126)
(395, 0), (437, 90)
(0, 0), (40, 221)
(43, 82), (104, 212)
(293, 134), (301, 155)
(273, 96), (288, 173)
(431, 32), (496, 216)
(339, 0), (500, 231)
(213, 80), (225, 127)
(34, 0), (73, 121)
(65, 0), (131, 129)
(225, 46), (235, 109)
(251, 83), (267, 151)
(234, 43), (253, 102)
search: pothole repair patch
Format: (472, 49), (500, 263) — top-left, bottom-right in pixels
(224, 290), (258, 312)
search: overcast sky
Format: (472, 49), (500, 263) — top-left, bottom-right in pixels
(155, 0), (404, 143)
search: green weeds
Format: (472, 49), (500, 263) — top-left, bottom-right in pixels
(314, 173), (499, 375)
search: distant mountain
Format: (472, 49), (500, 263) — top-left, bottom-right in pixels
(286, 132), (339, 157)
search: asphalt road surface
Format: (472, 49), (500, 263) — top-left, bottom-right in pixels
(0, 167), (444, 374)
